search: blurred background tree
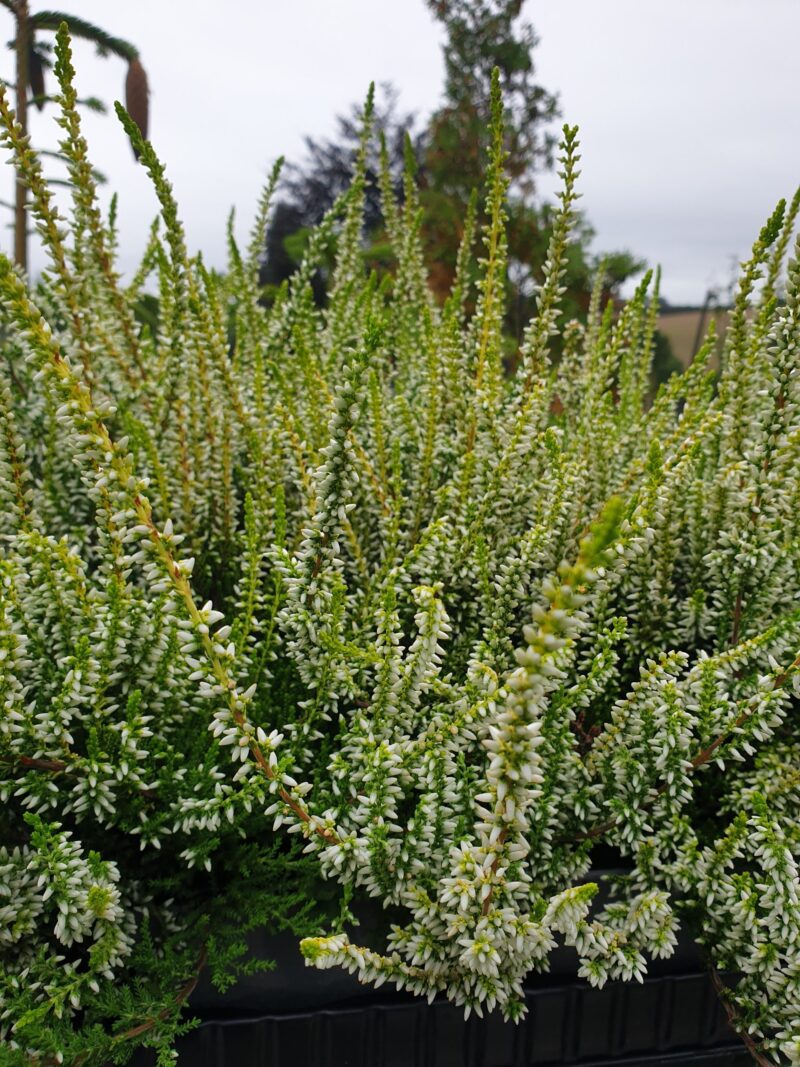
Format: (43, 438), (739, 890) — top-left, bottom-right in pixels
(422, 0), (557, 301)
(0, 0), (149, 270)
(260, 0), (675, 381)
(259, 86), (423, 301)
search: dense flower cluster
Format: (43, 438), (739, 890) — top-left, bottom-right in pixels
(1, 26), (800, 1065)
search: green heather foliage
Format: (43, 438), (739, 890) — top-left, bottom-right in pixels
(1, 27), (800, 1066)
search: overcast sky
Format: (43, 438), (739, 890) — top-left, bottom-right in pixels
(2, 0), (798, 304)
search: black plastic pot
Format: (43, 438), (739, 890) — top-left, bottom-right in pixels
(127, 881), (750, 1066)
(128, 976), (748, 1066)
(126, 943), (749, 1066)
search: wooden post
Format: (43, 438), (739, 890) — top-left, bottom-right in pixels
(14, 0), (30, 272)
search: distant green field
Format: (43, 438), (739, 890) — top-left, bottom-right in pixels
(658, 307), (729, 368)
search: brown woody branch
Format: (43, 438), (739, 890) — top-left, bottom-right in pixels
(566, 650), (800, 846)
(28, 945), (208, 1067)
(709, 968), (776, 1067)
(15, 754), (68, 772)
(111, 943), (208, 1046)
(4, 754), (158, 799)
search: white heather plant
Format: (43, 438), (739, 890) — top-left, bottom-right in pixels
(1, 26), (800, 1067)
